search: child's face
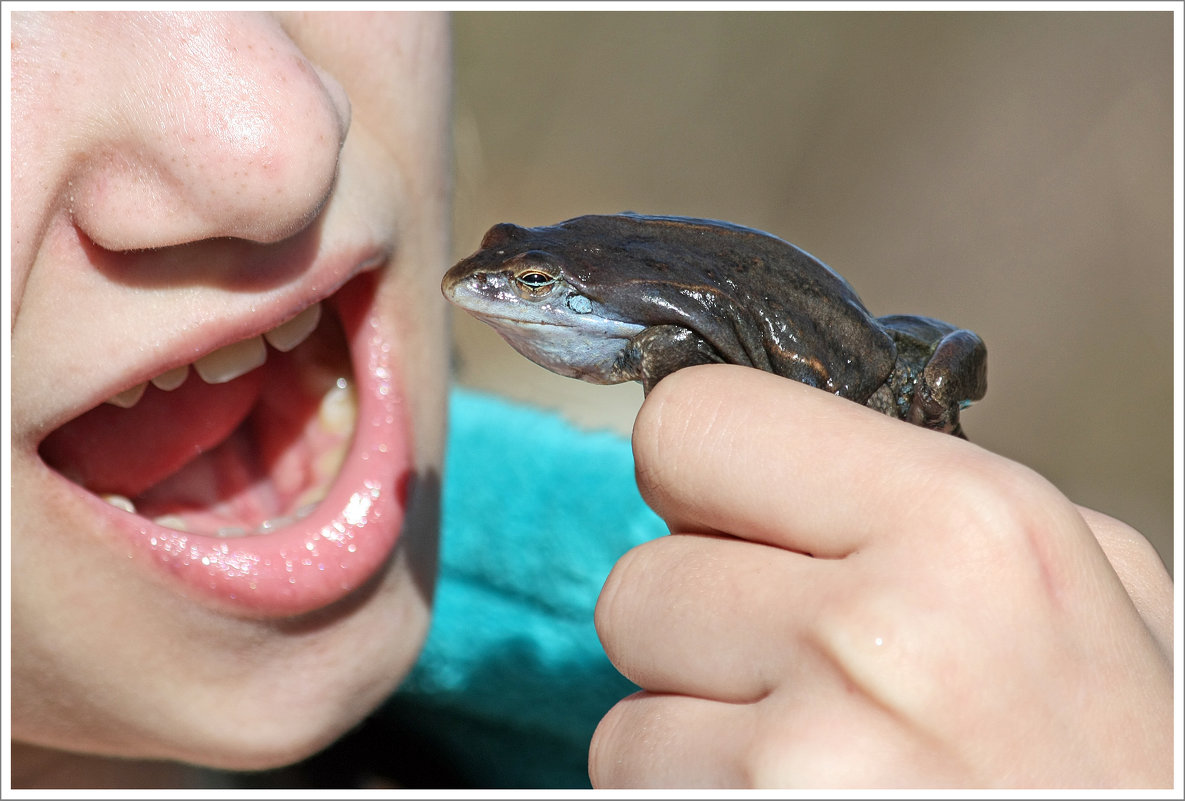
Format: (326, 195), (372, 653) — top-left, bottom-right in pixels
(8, 11), (451, 769)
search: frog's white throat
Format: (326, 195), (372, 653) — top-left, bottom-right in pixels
(479, 311), (644, 385)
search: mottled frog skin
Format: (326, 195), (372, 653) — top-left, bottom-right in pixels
(443, 213), (986, 437)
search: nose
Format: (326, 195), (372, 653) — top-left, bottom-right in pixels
(66, 12), (350, 250)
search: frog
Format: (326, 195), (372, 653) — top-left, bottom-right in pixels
(442, 212), (987, 438)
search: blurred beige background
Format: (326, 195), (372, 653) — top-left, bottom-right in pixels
(448, 11), (1175, 570)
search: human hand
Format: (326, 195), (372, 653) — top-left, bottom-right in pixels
(590, 365), (1173, 788)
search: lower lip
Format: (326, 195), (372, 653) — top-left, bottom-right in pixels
(67, 271), (411, 618)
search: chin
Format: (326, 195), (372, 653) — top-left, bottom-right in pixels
(11, 450), (440, 775)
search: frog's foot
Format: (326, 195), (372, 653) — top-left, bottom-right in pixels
(614, 324), (724, 395)
(908, 328), (987, 436)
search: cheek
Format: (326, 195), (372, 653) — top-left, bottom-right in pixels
(384, 252), (450, 475)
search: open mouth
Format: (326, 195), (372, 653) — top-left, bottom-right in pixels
(43, 292), (355, 538)
(37, 269), (411, 618)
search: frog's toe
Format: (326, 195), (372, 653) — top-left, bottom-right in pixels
(909, 329), (986, 436)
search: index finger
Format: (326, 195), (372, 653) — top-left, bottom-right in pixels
(631, 364), (1039, 558)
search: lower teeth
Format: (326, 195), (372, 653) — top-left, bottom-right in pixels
(257, 515), (293, 533)
(101, 493), (136, 514)
(154, 514), (188, 532)
(97, 492), (313, 538)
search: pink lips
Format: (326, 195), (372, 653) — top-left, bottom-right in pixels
(63, 271), (411, 618)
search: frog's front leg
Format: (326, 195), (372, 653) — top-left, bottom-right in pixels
(613, 325), (724, 395)
(908, 329), (987, 438)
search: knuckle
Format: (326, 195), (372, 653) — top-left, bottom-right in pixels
(917, 453), (1082, 583)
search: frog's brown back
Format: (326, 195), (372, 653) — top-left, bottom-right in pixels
(552, 213), (897, 403)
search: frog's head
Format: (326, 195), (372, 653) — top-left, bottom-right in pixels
(441, 222), (644, 383)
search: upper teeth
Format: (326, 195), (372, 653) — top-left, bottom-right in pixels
(105, 302), (323, 408)
(264, 302), (322, 352)
(151, 364), (190, 391)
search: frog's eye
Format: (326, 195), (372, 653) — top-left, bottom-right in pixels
(516, 270), (554, 287)
(513, 269), (559, 299)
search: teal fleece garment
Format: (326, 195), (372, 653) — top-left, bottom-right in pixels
(382, 388), (666, 788)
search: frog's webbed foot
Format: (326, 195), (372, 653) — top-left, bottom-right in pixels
(614, 325), (724, 395)
(909, 329), (987, 437)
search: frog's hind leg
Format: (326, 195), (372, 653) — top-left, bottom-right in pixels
(910, 328), (987, 437)
(614, 325), (725, 395)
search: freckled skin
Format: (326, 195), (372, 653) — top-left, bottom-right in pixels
(443, 213), (986, 437)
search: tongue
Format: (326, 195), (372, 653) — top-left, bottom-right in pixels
(40, 369), (265, 498)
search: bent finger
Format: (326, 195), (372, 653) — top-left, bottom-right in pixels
(589, 691), (755, 788)
(595, 531), (836, 699)
(1077, 505), (1173, 655)
(632, 364), (1047, 558)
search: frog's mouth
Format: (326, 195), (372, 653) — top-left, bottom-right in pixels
(38, 286), (359, 538)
